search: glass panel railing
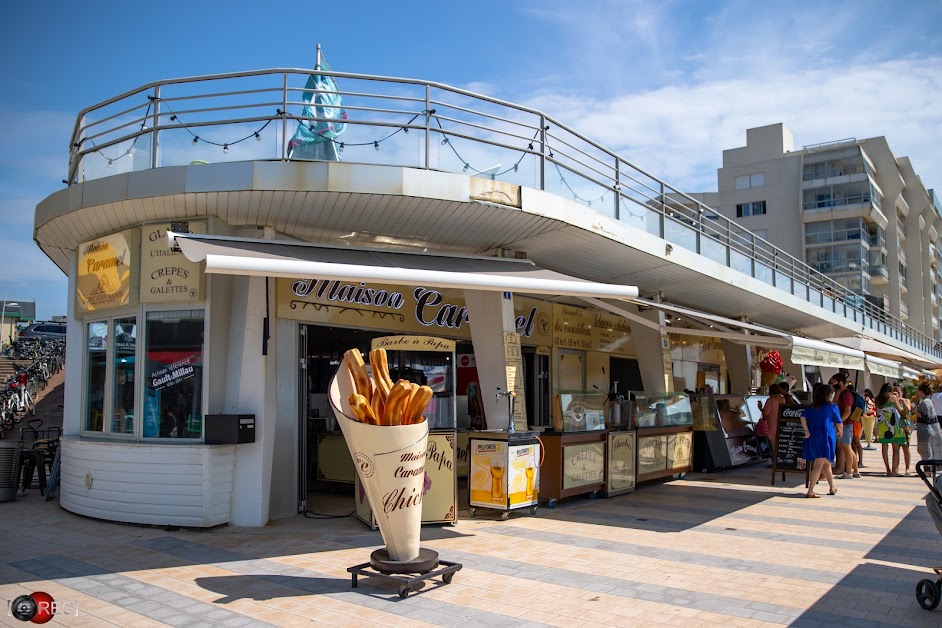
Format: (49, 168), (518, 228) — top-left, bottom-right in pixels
(731, 250), (752, 276)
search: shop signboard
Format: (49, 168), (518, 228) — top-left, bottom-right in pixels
(277, 278), (552, 346)
(561, 441), (605, 490)
(607, 431), (636, 494)
(456, 431), (470, 476)
(552, 303), (636, 355)
(140, 221), (206, 303)
(76, 229), (139, 313)
(638, 435), (668, 475)
(372, 335), (455, 353)
(772, 406), (811, 485)
(149, 354), (200, 390)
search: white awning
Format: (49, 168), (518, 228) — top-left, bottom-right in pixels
(899, 365), (921, 381)
(924, 369), (939, 381)
(866, 355), (900, 379)
(826, 336), (936, 367)
(168, 232), (639, 300)
(789, 336), (866, 371)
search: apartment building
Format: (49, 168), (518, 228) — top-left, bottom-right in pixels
(712, 123), (942, 342)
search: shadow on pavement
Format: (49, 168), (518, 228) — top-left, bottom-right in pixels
(196, 575), (349, 602)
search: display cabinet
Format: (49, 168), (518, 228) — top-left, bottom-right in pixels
(690, 393), (762, 471)
(631, 392), (694, 483)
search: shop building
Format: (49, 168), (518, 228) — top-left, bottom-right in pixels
(35, 68), (941, 528)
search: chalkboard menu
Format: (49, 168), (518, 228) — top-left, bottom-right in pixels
(772, 406), (810, 485)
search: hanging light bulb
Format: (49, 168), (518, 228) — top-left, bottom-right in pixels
(374, 141), (379, 151)
(402, 127), (409, 134)
(255, 132), (261, 142)
(223, 144), (229, 154)
(463, 163), (469, 172)
(441, 137), (449, 145)
(107, 159), (113, 167)
(192, 136), (199, 145)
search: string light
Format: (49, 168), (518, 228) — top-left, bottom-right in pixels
(374, 141), (379, 151)
(161, 101), (276, 150)
(223, 144), (229, 154)
(255, 132), (261, 142)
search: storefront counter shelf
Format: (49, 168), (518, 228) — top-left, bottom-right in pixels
(539, 431), (607, 507)
(636, 425), (694, 483)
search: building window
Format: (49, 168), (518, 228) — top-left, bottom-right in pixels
(735, 173), (766, 190)
(736, 201), (767, 217)
(143, 309), (204, 439)
(84, 317), (137, 434)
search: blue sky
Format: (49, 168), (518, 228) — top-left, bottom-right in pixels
(2, 0), (941, 320)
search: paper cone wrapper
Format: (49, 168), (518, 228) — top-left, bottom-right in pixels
(329, 371), (429, 562)
(760, 371), (777, 388)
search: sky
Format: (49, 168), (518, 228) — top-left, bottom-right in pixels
(2, 0), (941, 320)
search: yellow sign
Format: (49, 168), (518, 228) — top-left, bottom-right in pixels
(553, 303), (635, 355)
(562, 442), (605, 490)
(607, 431), (636, 491)
(277, 278), (552, 346)
(371, 335), (456, 352)
(140, 222), (205, 303)
(503, 332), (527, 430)
(422, 433), (457, 523)
(507, 443), (539, 507)
(76, 229), (139, 313)
(638, 435), (668, 475)
(668, 432), (693, 469)
(470, 439), (507, 508)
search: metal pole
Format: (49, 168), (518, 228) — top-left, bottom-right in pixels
(614, 158), (620, 221)
(539, 115), (546, 191)
(281, 73), (288, 161)
(425, 85), (431, 170)
(150, 86), (160, 169)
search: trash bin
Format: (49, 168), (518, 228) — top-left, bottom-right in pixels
(0, 440), (23, 502)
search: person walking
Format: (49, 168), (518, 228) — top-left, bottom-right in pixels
(829, 372), (858, 479)
(757, 384), (785, 457)
(876, 383), (906, 476)
(915, 382), (942, 464)
(848, 384), (865, 470)
(800, 383), (841, 498)
(861, 389), (878, 450)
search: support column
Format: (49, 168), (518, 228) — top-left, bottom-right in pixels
(224, 275), (277, 526)
(63, 250), (82, 436)
(633, 309), (672, 392)
(721, 339), (753, 394)
(464, 290), (519, 430)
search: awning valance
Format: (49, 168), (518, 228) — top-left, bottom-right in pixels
(168, 233), (639, 300)
(789, 336), (866, 371)
(924, 369), (939, 381)
(865, 355), (900, 379)
(826, 336), (936, 368)
(899, 365), (921, 381)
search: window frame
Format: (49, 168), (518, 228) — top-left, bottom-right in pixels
(81, 302), (207, 442)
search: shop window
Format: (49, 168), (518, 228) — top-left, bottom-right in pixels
(84, 317), (137, 434)
(143, 309), (204, 439)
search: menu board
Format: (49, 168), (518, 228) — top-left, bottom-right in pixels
(638, 435), (668, 475)
(607, 431), (636, 492)
(773, 406), (809, 476)
(667, 432), (693, 469)
(562, 442), (605, 490)
(503, 332), (527, 430)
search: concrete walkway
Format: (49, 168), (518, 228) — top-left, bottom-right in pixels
(1, 386), (940, 626)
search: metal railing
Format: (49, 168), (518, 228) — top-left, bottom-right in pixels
(61, 68), (942, 360)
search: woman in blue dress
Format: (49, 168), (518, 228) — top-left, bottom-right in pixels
(800, 383), (844, 497)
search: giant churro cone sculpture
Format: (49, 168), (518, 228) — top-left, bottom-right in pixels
(329, 349), (432, 562)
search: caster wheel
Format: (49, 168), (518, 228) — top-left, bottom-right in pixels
(398, 585), (411, 599)
(674, 472), (687, 480)
(442, 572), (454, 584)
(916, 579), (941, 610)
(328, 484), (338, 495)
(588, 491), (598, 499)
(548, 499), (557, 509)
(530, 505), (539, 515)
(469, 508), (476, 518)
(500, 511), (510, 521)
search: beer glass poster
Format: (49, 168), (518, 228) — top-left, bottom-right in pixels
(507, 443), (539, 507)
(470, 440), (508, 508)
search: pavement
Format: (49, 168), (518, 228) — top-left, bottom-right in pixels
(1, 378), (941, 627)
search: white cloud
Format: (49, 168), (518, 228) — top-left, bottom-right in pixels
(517, 56), (942, 193)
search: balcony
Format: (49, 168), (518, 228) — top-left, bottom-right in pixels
(870, 265), (889, 286)
(901, 300), (909, 320)
(48, 67), (942, 362)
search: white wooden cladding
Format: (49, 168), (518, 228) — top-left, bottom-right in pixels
(59, 436), (235, 527)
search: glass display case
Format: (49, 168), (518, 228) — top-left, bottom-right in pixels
(631, 392), (694, 429)
(551, 390), (608, 432)
(690, 392), (762, 471)
(383, 348), (456, 430)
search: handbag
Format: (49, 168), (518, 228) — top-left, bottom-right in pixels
(876, 406), (907, 445)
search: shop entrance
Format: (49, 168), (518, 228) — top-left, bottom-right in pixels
(523, 348), (551, 427)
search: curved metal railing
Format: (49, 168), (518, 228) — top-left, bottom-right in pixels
(62, 68), (942, 360)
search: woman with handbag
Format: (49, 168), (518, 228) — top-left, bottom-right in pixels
(893, 385), (913, 475)
(877, 384), (907, 476)
(799, 383), (842, 498)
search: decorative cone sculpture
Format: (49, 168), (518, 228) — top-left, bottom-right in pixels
(329, 351), (431, 562)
